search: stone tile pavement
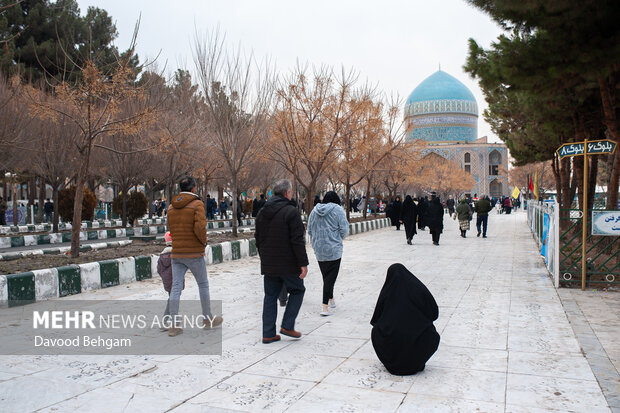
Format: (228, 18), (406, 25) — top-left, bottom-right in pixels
(0, 211), (618, 412)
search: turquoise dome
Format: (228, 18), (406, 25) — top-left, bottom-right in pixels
(406, 70), (476, 104)
(405, 70), (478, 143)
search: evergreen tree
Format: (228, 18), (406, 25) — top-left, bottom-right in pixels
(465, 0), (620, 209)
(0, 0), (124, 83)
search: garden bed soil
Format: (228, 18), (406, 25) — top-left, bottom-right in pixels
(0, 232), (254, 275)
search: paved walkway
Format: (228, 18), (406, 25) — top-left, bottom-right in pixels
(0, 211), (617, 412)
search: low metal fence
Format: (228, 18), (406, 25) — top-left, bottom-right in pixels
(527, 202), (620, 288)
(527, 201), (560, 287)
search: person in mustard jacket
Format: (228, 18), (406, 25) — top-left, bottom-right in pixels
(167, 176), (222, 336)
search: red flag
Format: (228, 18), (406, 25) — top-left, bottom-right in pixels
(528, 175), (534, 192)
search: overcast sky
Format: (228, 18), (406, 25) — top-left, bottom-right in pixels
(77, 0), (504, 141)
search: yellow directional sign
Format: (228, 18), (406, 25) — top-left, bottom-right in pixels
(556, 139), (616, 159)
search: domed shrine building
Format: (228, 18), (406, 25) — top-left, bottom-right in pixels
(405, 70), (509, 198)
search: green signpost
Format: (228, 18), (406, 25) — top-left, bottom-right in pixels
(555, 139), (617, 290)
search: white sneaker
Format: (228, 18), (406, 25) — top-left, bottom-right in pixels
(328, 299), (336, 309)
(320, 308), (332, 316)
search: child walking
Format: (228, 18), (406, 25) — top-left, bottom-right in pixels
(157, 232), (184, 329)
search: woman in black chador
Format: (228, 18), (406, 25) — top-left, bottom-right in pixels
(391, 196), (403, 230)
(370, 263), (440, 375)
(399, 195), (417, 244)
(417, 197), (428, 230)
(425, 196), (444, 245)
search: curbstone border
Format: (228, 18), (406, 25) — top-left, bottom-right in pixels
(0, 217), (255, 235)
(0, 238), (257, 307)
(0, 218), (168, 234)
(0, 219), (256, 251)
(0, 217), (387, 307)
(0, 240), (133, 261)
(0, 225), (166, 250)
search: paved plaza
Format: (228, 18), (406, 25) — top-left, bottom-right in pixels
(0, 211), (618, 412)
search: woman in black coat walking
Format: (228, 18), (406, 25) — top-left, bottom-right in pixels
(425, 196), (444, 245)
(391, 196), (403, 230)
(417, 197), (428, 230)
(400, 195), (417, 245)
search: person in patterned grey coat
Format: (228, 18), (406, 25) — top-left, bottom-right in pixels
(307, 191), (349, 316)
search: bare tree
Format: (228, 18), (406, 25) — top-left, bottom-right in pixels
(335, 94), (405, 220)
(193, 29), (275, 236)
(271, 64), (360, 216)
(27, 26), (159, 257)
(27, 109), (79, 232)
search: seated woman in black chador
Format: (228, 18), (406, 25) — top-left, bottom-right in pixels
(370, 263), (440, 375)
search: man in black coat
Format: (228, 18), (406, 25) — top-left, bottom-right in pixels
(254, 193), (266, 217)
(475, 195), (493, 238)
(446, 196), (455, 216)
(44, 199), (54, 223)
(255, 179), (309, 344)
(205, 195), (216, 220)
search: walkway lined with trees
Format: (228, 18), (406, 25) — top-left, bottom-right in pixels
(0, 211), (615, 412)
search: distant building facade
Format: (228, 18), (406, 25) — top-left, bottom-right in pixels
(405, 70), (509, 198)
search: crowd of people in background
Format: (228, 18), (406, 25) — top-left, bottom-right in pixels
(151, 198), (167, 217)
(381, 192), (524, 243)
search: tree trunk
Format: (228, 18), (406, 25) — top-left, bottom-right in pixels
(121, 186), (128, 227)
(568, 165), (578, 208)
(12, 182), (18, 226)
(345, 182), (352, 222)
(559, 157), (571, 220)
(305, 181), (317, 219)
(167, 183), (174, 204)
(574, 156), (584, 210)
(363, 178), (372, 220)
(552, 154), (562, 208)
(147, 181), (154, 219)
(231, 174), (238, 237)
(606, 148), (619, 210)
(71, 153), (91, 258)
(38, 179), (46, 222)
(28, 176), (36, 208)
(52, 185), (60, 233)
(587, 155), (598, 210)
(598, 75), (620, 210)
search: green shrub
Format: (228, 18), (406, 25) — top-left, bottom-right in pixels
(112, 191), (148, 225)
(58, 186), (97, 223)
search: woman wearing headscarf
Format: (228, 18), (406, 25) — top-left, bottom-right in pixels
(455, 198), (473, 238)
(371, 263), (440, 375)
(425, 196), (444, 245)
(417, 197), (428, 230)
(307, 191), (349, 316)
(399, 195), (417, 245)
(391, 196), (402, 230)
